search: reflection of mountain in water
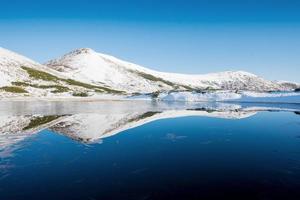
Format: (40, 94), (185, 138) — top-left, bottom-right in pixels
(1, 101), (300, 157)
(0, 115), (65, 151)
(50, 110), (256, 143)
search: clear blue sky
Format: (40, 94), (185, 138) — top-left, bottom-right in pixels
(1, 0), (300, 82)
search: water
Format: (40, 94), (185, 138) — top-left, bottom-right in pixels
(0, 101), (300, 200)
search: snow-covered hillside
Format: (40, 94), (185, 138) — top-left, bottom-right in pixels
(276, 80), (300, 90)
(0, 47), (298, 100)
(46, 48), (289, 93)
(0, 47), (63, 87)
(46, 48), (176, 93)
(0, 47), (124, 98)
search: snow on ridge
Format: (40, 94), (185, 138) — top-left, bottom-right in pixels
(46, 47), (286, 92)
(0, 47), (67, 86)
(0, 46), (297, 99)
(276, 80), (300, 90)
(46, 48), (175, 92)
(0, 47), (37, 87)
(48, 47), (259, 79)
(0, 47), (97, 98)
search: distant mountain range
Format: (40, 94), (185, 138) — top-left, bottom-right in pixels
(0, 47), (299, 98)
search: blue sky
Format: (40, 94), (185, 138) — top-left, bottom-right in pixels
(1, 0), (300, 82)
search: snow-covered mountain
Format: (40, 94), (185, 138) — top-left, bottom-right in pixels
(46, 48), (289, 93)
(0, 47), (298, 99)
(0, 47), (124, 98)
(276, 80), (300, 90)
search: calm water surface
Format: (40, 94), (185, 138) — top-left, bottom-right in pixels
(0, 101), (300, 200)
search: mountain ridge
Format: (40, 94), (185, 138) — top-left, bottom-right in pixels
(46, 47), (292, 93)
(0, 47), (298, 98)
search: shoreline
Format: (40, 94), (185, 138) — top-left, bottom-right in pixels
(1, 91), (300, 103)
(1, 97), (300, 105)
(0, 96), (129, 102)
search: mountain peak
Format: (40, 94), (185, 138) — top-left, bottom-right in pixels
(67, 48), (96, 56)
(45, 48), (100, 71)
(231, 70), (257, 77)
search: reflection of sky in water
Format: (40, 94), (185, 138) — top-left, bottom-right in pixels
(0, 102), (300, 199)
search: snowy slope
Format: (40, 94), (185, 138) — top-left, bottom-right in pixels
(0, 47), (124, 98)
(0, 47), (70, 97)
(46, 48), (288, 93)
(46, 48), (175, 93)
(0, 47), (65, 86)
(1, 47), (298, 99)
(276, 80), (300, 90)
